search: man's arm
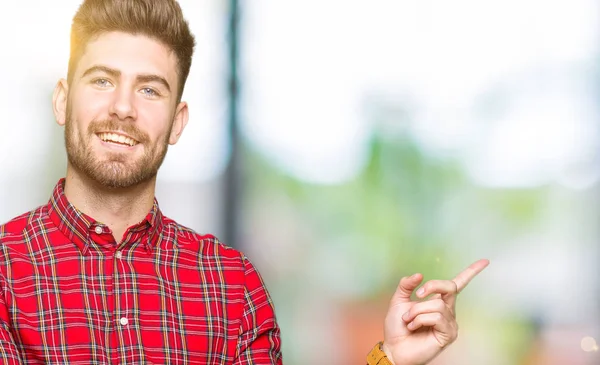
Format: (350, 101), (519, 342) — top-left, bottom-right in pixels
(234, 256), (282, 365)
(0, 321), (23, 364)
(0, 265), (24, 364)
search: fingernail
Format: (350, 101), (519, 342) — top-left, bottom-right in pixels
(402, 311), (410, 321)
(417, 287), (425, 297)
(407, 322), (414, 330)
(410, 273), (418, 279)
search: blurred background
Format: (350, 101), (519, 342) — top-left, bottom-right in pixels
(1, 0), (599, 364)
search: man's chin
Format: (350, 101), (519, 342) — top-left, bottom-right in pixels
(67, 150), (163, 189)
(82, 164), (156, 189)
(91, 175), (154, 189)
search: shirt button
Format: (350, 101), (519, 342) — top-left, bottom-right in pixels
(94, 226), (103, 234)
(115, 251), (123, 259)
(119, 317), (129, 326)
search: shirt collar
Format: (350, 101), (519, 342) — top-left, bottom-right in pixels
(47, 178), (164, 253)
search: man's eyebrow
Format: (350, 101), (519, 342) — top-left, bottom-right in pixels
(136, 74), (171, 93)
(81, 66), (171, 93)
(81, 65), (121, 79)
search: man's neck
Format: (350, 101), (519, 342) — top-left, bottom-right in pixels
(63, 166), (157, 244)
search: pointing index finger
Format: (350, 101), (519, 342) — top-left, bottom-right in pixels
(453, 259), (489, 293)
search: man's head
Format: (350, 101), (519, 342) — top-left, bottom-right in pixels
(69, 0), (195, 102)
(52, 0), (196, 189)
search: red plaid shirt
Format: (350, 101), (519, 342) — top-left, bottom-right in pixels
(0, 179), (282, 364)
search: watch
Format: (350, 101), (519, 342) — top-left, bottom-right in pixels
(367, 341), (394, 365)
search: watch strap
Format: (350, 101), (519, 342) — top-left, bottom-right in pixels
(367, 341), (394, 365)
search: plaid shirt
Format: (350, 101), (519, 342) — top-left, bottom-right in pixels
(0, 179), (282, 365)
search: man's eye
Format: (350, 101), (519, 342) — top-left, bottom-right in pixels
(93, 78), (111, 87)
(141, 88), (159, 97)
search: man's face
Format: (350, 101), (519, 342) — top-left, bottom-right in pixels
(59, 31), (187, 189)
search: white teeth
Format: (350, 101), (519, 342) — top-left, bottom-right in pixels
(98, 132), (138, 147)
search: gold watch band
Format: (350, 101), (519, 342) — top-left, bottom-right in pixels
(366, 341), (394, 365)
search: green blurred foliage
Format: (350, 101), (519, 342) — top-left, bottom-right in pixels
(244, 128), (548, 299)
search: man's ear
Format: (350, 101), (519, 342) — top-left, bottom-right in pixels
(53, 79), (69, 126)
(169, 101), (189, 145)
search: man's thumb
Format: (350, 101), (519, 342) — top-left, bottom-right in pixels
(391, 273), (423, 303)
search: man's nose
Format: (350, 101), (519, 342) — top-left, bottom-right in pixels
(108, 86), (137, 121)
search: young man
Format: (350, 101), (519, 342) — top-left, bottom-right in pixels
(0, 0), (488, 364)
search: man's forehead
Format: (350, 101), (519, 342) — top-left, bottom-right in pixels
(75, 31), (178, 81)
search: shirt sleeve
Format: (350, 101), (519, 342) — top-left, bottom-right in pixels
(234, 256), (282, 365)
(0, 253), (24, 364)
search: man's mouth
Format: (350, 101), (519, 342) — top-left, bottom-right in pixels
(97, 132), (140, 147)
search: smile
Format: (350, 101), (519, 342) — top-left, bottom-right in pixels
(96, 132), (139, 147)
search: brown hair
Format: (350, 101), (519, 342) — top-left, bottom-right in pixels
(68, 0), (196, 101)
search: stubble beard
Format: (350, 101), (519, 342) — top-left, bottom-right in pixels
(64, 107), (170, 189)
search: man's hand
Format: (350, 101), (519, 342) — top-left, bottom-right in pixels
(382, 259), (489, 365)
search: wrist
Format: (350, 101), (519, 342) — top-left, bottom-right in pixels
(381, 342), (395, 364)
(380, 342), (425, 365)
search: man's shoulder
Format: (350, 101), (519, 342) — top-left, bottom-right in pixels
(0, 205), (47, 243)
(0, 206), (49, 261)
(161, 216), (244, 261)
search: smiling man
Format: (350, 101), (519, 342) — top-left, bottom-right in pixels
(0, 0), (488, 364)
(0, 1), (282, 363)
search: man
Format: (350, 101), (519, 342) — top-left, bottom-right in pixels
(0, 0), (488, 364)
